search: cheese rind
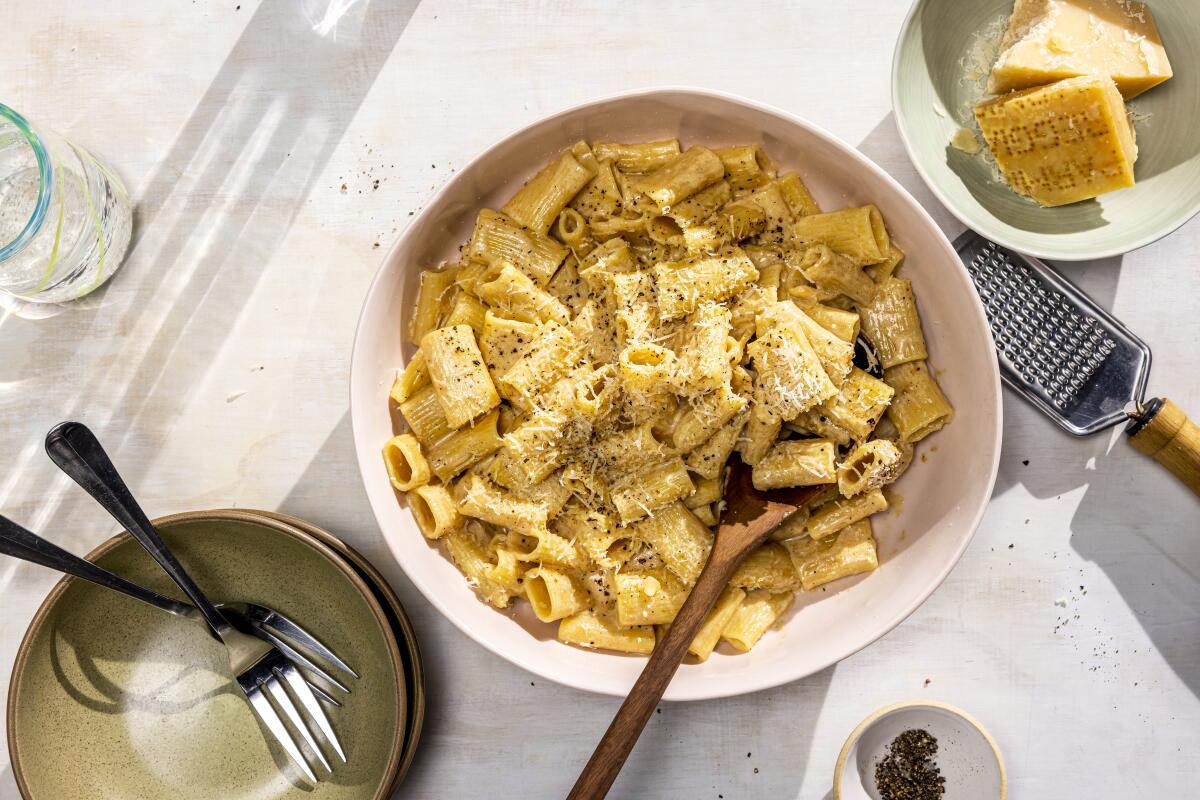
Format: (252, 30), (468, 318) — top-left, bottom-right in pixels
(974, 75), (1137, 207)
(988, 0), (1173, 99)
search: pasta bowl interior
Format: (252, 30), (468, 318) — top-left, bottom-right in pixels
(350, 88), (1001, 700)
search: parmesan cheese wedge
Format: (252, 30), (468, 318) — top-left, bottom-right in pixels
(988, 0), (1173, 99)
(974, 75), (1137, 207)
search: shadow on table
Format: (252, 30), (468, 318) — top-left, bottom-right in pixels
(278, 412), (838, 799)
(1015, 416), (1200, 700)
(1069, 442), (1200, 698)
(604, 667), (836, 800)
(969, 256), (1199, 697)
(965, 257), (1197, 698)
(0, 0), (417, 563)
(277, 410), (449, 791)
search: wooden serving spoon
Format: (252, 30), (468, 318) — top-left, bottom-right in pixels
(567, 460), (820, 800)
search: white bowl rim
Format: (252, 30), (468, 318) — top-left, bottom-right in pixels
(890, 0), (1200, 262)
(833, 698), (1009, 799)
(350, 85), (1003, 700)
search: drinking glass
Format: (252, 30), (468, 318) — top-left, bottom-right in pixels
(0, 103), (133, 303)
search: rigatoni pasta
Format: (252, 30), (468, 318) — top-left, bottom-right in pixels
(859, 277), (928, 369)
(466, 209), (566, 286)
(884, 361), (954, 442)
(425, 408), (502, 481)
(721, 589), (794, 651)
(751, 438), (838, 490)
(382, 434), (430, 492)
(502, 147), (596, 235)
(789, 205), (890, 266)
(421, 324), (500, 428)
(525, 566), (590, 622)
(384, 138), (952, 659)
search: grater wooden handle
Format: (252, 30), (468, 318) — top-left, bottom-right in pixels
(1126, 398), (1200, 497)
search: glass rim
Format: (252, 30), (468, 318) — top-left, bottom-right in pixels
(0, 103), (52, 260)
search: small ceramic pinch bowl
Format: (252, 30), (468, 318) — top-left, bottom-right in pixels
(835, 700), (1007, 800)
(7, 510), (407, 800)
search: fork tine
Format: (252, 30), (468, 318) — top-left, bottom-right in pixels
(265, 672), (332, 773)
(281, 662), (347, 763)
(246, 685), (317, 783)
(251, 622), (350, 694)
(252, 607), (358, 679)
(307, 680), (341, 708)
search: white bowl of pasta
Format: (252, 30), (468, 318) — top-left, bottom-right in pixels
(350, 88), (1001, 700)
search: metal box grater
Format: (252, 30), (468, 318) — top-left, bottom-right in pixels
(954, 230), (1151, 436)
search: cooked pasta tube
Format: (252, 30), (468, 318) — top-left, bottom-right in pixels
(721, 589), (793, 652)
(884, 361), (953, 442)
(593, 139), (681, 173)
(635, 146), (726, 212)
(410, 483), (461, 539)
(784, 519), (878, 590)
(789, 204), (890, 266)
(467, 209), (566, 286)
(525, 566), (590, 622)
(382, 433), (431, 492)
(502, 149), (596, 235)
(558, 610), (655, 655)
(390, 352), (429, 406)
(751, 438), (838, 489)
(859, 277), (927, 369)
(806, 489), (887, 540)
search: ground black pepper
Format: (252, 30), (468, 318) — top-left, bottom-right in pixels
(874, 728), (945, 800)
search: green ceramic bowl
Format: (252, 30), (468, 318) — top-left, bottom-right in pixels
(7, 510), (406, 800)
(893, 0), (1200, 260)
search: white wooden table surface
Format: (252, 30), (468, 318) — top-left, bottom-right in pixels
(2, 2), (1198, 798)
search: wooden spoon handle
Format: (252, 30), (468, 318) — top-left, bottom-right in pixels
(566, 543), (744, 800)
(1127, 397), (1200, 497)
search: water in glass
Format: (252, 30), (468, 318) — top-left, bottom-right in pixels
(0, 104), (132, 303)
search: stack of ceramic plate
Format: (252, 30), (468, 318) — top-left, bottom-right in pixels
(6, 509), (423, 800)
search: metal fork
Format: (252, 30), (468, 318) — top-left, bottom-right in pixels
(0, 513), (349, 707)
(45, 422), (346, 783)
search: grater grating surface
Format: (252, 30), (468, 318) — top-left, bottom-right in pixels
(955, 231), (1151, 436)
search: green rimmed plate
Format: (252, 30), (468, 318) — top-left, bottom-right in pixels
(893, 0), (1200, 260)
(7, 510), (406, 800)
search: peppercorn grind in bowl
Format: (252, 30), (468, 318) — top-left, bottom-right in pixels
(834, 700), (1006, 800)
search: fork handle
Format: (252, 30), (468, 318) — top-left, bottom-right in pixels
(45, 422), (229, 636)
(0, 514), (194, 615)
(1127, 398), (1200, 497)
